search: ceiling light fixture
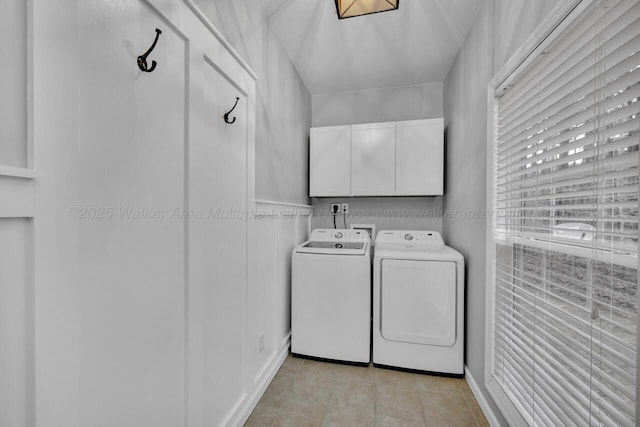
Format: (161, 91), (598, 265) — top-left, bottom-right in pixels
(335, 0), (399, 19)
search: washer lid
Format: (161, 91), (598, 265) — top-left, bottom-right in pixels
(296, 240), (367, 255)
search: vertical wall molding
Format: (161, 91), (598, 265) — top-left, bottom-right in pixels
(0, 2), (35, 426)
(0, 219), (34, 427)
(236, 200), (311, 425)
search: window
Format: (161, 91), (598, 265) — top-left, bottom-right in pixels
(487, 0), (639, 425)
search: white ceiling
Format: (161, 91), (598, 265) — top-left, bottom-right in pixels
(261, 0), (486, 94)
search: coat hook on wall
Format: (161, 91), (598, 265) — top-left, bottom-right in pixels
(224, 97), (240, 124)
(137, 28), (162, 73)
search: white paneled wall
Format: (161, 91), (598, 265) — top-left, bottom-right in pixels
(29, 1), (304, 425)
(242, 201), (311, 422)
(0, 219), (33, 427)
(0, 0), (29, 168)
(0, 1), (34, 426)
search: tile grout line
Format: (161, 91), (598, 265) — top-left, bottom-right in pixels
(266, 369), (290, 427)
(256, 358), (478, 427)
(269, 364), (300, 427)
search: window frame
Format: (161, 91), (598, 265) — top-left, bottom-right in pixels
(484, 0), (640, 424)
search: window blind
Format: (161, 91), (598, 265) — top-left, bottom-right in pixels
(491, 0), (639, 425)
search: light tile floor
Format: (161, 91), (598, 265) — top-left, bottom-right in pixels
(245, 354), (489, 427)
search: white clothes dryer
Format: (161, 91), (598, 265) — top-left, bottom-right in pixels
(292, 229), (371, 364)
(373, 230), (464, 375)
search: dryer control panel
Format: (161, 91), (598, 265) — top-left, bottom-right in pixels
(375, 230), (444, 249)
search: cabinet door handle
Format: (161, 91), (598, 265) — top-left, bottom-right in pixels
(137, 28), (162, 73)
(224, 97), (240, 124)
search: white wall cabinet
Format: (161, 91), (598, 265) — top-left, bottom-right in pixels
(396, 119), (444, 195)
(309, 119), (443, 197)
(351, 122), (396, 196)
(309, 125), (351, 196)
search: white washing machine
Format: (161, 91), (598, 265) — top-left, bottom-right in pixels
(292, 229), (371, 364)
(373, 230), (464, 375)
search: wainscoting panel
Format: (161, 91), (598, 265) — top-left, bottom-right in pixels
(0, 218), (33, 427)
(236, 200), (312, 425)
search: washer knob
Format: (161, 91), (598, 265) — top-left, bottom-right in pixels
(404, 233), (414, 241)
(334, 243), (343, 249)
(335, 232), (343, 238)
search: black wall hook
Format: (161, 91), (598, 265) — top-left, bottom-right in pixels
(224, 97), (240, 124)
(137, 28), (162, 72)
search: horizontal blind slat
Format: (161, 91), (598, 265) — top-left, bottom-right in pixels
(498, 305), (636, 424)
(500, 152), (638, 187)
(498, 0), (639, 105)
(498, 118), (640, 174)
(500, 183), (638, 204)
(496, 277), (636, 366)
(497, 261), (637, 332)
(498, 95), (640, 167)
(492, 1), (638, 425)
(495, 289), (637, 401)
(497, 73), (640, 154)
(496, 168), (637, 196)
(499, 335), (593, 424)
(498, 138), (638, 181)
(496, 270), (632, 352)
(499, 0), (640, 112)
(500, 23), (640, 126)
(495, 292), (635, 384)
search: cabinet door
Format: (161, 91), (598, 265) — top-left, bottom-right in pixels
(396, 119), (444, 195)
(309, 126), (351, 196)
(351, 122), (396, 196)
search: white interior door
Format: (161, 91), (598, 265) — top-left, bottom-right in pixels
(381, 259), (456, 347)
(351, 122), (396, 195)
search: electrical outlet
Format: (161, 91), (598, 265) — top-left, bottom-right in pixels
(258, 332), (265, 352)
(330, 203), (340, 214)
(341, 203), (349, 214)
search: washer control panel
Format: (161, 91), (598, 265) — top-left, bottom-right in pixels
(375, 230), (444, 248)
(309, 229), (370, 242)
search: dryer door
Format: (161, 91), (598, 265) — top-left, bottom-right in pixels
(380, 259), (456, 346)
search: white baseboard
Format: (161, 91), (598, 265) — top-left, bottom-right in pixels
(230, 339), (291, 427)
(465, 365), (503, 427)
